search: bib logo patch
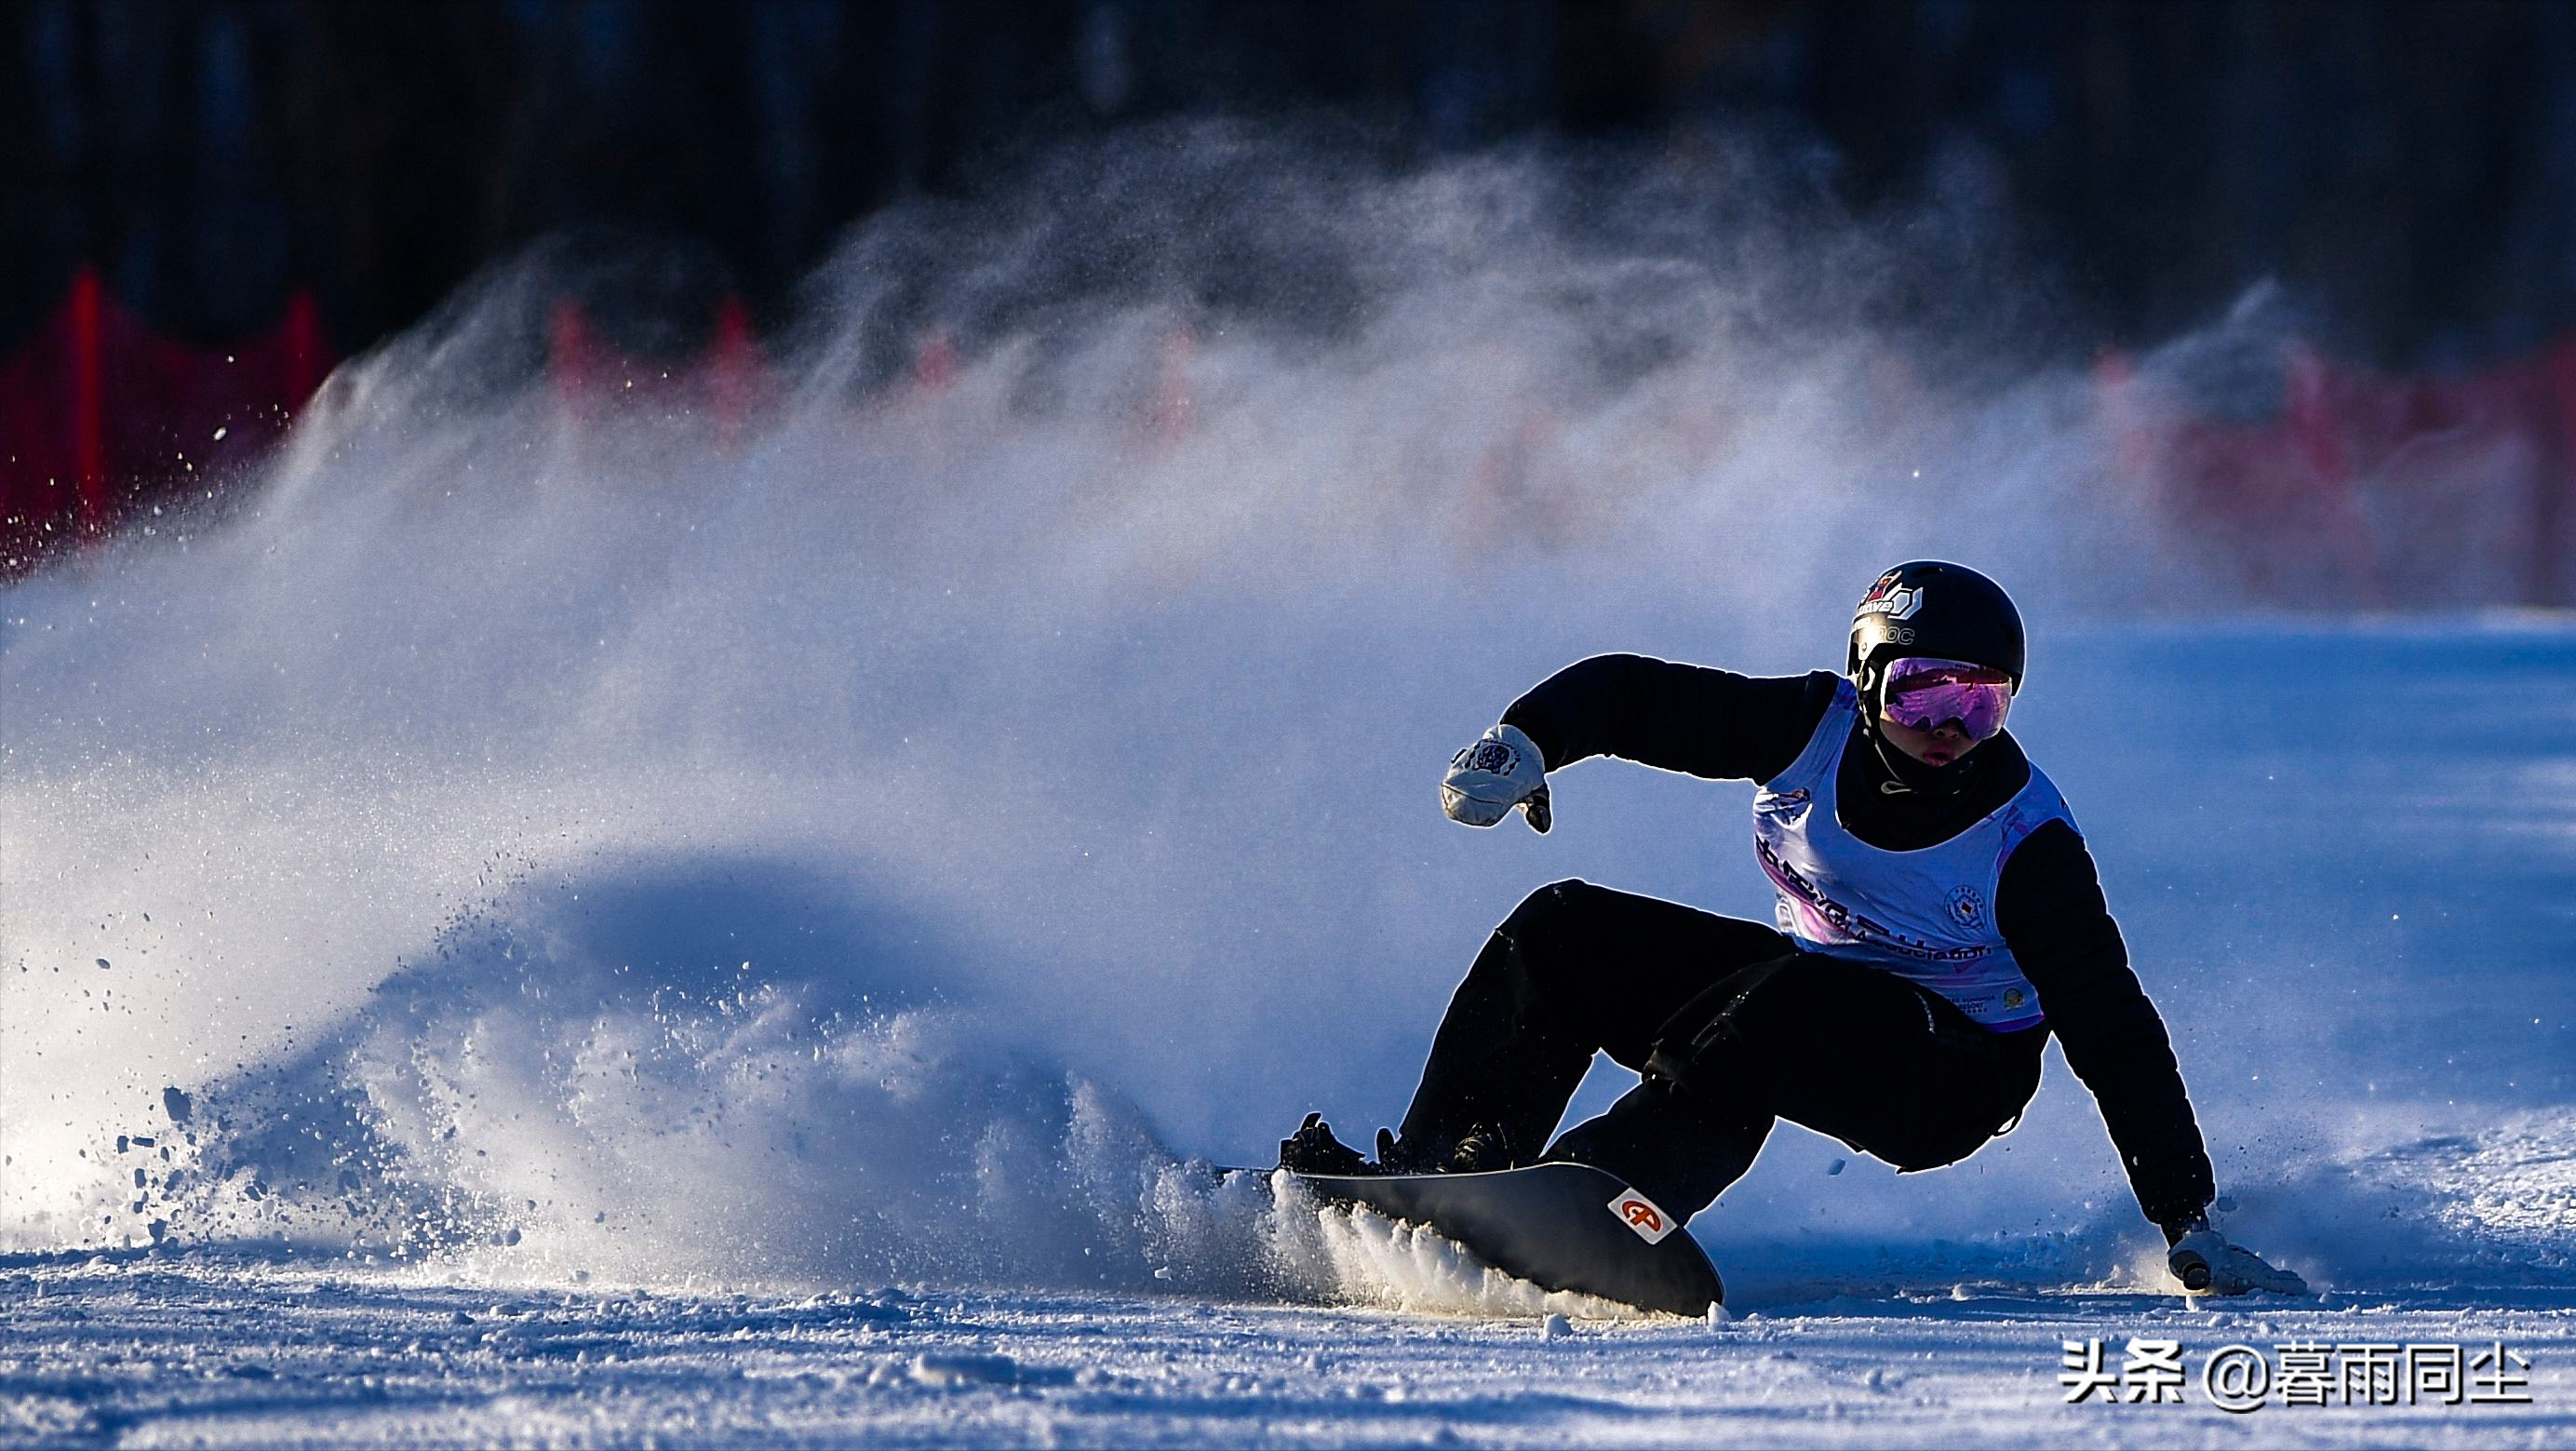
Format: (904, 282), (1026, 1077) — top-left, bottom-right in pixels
(1608, 1188), (1677, 1244)
(1946, 885), (1986, 928)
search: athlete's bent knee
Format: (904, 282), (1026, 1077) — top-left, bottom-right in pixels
(1495, 878), (1602, 944)
(1483, 879), (1608, 1008)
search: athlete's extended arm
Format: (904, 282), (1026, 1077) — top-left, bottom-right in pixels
(1998, 823), (2211, 1226)
(1442, 656), (1831, 831)
(1498, 655), (1834, 782)
(2000, 824), (2304, 1294)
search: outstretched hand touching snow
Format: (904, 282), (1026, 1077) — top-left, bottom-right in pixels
(2167, 1225), (2309, 1296)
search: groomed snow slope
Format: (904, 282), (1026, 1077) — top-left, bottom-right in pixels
(6, 133), (2571, 1446)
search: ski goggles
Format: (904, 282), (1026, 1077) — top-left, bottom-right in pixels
(1879, 656), (2014, 740)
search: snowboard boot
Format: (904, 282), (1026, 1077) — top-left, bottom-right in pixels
(1279, 1112), (1377, 1176)
(1374, 1122), (1515, 1175)
(1444, 1122), (1516, 1173)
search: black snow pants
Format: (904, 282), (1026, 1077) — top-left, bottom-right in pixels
(1395, 879), (2047, 1220)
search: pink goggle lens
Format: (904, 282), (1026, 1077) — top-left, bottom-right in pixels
(1881, 657), (2014, 740)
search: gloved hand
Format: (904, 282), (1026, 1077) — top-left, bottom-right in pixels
(1441, 724), (1551, 833)
(2165, 1220), (2308, 1296)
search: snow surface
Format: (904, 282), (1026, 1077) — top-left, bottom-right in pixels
(4, 1256), (2571, 1448)
(6, 140), (2573, 1445)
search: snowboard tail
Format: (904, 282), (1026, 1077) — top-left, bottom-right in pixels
(1284, 1161), (1724, 1316)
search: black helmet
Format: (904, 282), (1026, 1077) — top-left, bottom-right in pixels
(1846, 561), (2025, 699)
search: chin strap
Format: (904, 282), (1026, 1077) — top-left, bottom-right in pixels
(1854, 685), (1978, 801)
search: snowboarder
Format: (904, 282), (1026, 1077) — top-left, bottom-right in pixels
(1281, 561), (2302, 1295)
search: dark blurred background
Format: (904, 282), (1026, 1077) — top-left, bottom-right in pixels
(6, 0), (2575, 598)
(7, 0), (2572, 368)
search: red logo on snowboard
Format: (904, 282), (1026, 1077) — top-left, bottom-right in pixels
(1608, 1186), (1677, 1243)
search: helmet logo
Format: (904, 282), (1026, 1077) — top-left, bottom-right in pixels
(1858, 575), (1925, 622)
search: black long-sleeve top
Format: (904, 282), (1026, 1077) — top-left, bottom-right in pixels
(1499, 653), (2216, 1229)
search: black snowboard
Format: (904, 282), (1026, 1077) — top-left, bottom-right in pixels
(1272, 1161), (1724, 1317)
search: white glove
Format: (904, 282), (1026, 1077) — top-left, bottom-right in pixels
(2167, 1227), (2308, 1296)
(1442, 724), (1551, 833)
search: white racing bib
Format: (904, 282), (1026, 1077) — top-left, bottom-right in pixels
(1748, 678), (2070, 1030)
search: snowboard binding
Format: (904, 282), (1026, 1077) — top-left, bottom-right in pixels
(1278, 1114), (1517, 1176)
(1278, 1112), (1375, 1176)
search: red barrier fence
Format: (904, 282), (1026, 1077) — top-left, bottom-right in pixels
(2099, 338), (2576, 606)
(3, 270), (2570, 603)
(2, 268), (331, 573)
